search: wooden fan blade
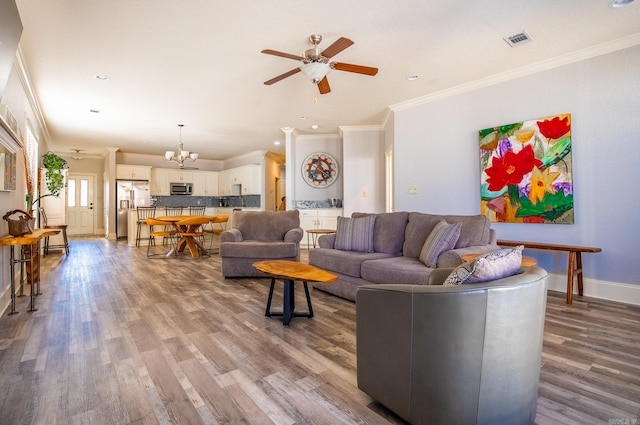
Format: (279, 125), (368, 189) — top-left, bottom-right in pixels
(264, 68), (301, 85)
(261, 49), (304, 61)
(317, 77), (331, 94)
(321, 37), (354, 58)
(332, 62), (378, 76)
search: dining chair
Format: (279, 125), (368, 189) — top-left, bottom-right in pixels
(176, 216), (211, 257)
(164, 206), (184, 216)
(189, 206), (206, 216)
(145, 217), (177, 257)
(205, 214), (229, 254)
(39, 207), (69, 255)
(136, 206), (156, 247)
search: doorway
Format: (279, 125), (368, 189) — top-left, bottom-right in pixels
(67, 173), (95, 235)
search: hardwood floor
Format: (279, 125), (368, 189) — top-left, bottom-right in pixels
(0, 237), (638, 424)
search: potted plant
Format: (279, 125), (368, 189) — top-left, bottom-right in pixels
(25, 151), (67, 216)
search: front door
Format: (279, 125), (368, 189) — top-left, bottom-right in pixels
(67, 174), (95, 235)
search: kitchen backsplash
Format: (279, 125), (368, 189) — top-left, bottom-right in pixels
(152, 195), (260, 208)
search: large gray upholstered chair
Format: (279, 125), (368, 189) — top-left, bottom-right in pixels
(356, 266), (548, 425)
(220, 210), (303, 277)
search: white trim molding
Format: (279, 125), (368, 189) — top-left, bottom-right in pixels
(546, 273), (640, 306)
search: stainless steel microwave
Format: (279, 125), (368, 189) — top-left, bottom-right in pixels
(170, 182), (193, 195)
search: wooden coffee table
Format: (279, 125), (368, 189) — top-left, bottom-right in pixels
(253, 260), (338, 326)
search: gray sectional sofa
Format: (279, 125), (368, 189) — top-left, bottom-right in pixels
(309, 211), (500, 301)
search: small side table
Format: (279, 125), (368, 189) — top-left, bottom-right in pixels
(306, 229), (336, 248)
(253, 260), (337, 326)
(0, 229), (60, 314)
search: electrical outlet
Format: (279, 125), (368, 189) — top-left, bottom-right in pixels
(362, 191), (367, 197)
(408, 186), (418, 195)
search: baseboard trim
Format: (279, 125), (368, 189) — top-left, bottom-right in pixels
(547, 273), (640, 306)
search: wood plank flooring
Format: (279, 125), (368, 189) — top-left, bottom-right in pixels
(0, 237), (638, 424)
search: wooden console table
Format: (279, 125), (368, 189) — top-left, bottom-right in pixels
(0, 229), (60, 314)
(497, 240), (601, 305)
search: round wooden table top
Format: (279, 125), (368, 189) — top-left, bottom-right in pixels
(461, 253), (537, 267)
(306, 229), (336, 234)
(253, 260), (338, 284)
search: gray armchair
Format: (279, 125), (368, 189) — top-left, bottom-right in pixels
(220, 210), (303, 277)
(356, 266), (548, 425)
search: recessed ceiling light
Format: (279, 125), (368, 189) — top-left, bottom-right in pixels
(89, 109), (100, 113)
(273, 141), (281, 145)
(94, 74), (110, 80)
(299, 116), (308, 120)
(406, 75), (419, 81)
(311, 124), (319, 130)
(609, 0), (636, 7)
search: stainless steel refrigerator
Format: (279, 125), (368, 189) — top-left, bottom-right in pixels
(116, 180), (151, 239)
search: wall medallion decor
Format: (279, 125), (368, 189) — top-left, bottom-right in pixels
(479, 113), (573, 224)
(302, 152), (339, 188)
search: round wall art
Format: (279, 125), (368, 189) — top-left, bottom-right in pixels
(301, 152), (339, 188)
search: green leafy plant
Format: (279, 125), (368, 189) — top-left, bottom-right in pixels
(25, 151), (67, 215)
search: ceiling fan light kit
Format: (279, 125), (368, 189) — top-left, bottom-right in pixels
(262, 34), (378, 94)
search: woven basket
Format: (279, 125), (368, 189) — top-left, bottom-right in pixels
(3, 209), (35, 237)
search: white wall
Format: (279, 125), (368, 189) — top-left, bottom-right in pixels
(341, 126), (385, 216)
(392, 46), (640, 286)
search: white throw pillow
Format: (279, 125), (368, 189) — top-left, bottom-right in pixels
(443, 245), (524, 285)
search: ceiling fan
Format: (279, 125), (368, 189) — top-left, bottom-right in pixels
(70, 148), (85, 160)
(262, 34), (378, 95)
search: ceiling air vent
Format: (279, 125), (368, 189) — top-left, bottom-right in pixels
(504, 31), (533, 47)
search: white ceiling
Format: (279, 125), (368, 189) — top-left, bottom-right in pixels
(13, 0), (640, 161)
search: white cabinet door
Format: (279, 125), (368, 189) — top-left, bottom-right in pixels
(117, 165), (151, 180)
(218, 170), (230, 195)
(192, 171), (219, 196)
(242, 164), (261, 195)
(191, 171), (206, 196)
(297, 209), (342, 247)
(150, 168), (169, 196)
(167, 169), (193, 183)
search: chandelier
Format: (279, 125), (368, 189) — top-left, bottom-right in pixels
(165, 124), (198, 168)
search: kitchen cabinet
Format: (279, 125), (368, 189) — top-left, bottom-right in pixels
(298, 209), (342, 247)
(218, 164), (262, 195)
(241, 164), (261, 195)
(116, 165), (151, 180)
(150, 168), (170, 196)
(192, 171), (219, 196)
(167, 169), (193, 183)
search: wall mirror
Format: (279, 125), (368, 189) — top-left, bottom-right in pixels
(0, 115), (21, 191)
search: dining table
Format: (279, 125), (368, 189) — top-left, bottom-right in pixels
(154, 215), (214, 257)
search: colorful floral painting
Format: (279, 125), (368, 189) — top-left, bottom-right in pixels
(479, 114), (573, 224)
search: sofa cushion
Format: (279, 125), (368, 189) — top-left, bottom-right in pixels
(309, 248), (392, 278)
(334, 215), (376, 252)
(361, 257), (433, 285)
(352, 211), (409, 255)
(443, 214), (493, 249)
(443, 245), (524, 285)
(403, 213), (493, 257)
(220, 241), (298, 259)
(403, 213), (443, 258)
(418, 220), (462, 268)
(233, 210), (300, 241)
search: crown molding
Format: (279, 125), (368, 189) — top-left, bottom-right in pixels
(390, 33), (640, 113)
(338, 125), (384, 134)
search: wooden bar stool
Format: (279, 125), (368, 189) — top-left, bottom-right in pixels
(39, 207), (69, 255)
